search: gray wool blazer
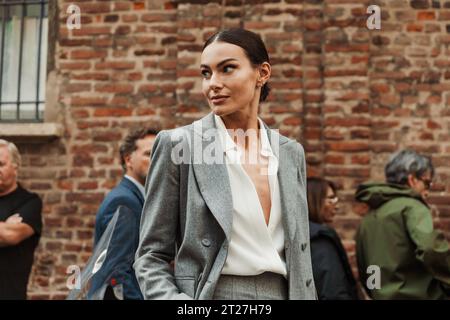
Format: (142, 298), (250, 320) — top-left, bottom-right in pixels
(134, 112), (317, 300)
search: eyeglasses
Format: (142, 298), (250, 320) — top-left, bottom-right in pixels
(418, 177), (433, 190)
(326, 195), (339, 204)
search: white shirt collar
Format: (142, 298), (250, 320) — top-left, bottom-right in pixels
(213, 114), (275, 158)
(124, 175), (145, 198)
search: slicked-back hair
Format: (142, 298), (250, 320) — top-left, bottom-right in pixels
(203, 28), (271, 103)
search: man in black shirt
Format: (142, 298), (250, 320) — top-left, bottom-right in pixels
(0, 139), (42, 300)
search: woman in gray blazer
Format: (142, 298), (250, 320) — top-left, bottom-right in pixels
(134, 28), (316, 300)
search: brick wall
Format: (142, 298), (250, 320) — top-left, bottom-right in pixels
(11, 0), (449, 299)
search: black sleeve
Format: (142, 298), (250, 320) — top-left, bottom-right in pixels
(16, 194), (43, 236)
(310, 237), (355, 300)
(355, 226), (370, 297)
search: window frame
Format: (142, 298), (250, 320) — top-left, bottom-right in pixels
(0, 0), (51, 123)
(0, 0), (61, 141)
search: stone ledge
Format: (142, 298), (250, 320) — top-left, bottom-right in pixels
(0, 123), (63, 143)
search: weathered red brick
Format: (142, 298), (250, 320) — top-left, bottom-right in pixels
(71, 73), (110, 81)
(78, 181), (98, 190)
(325, 117), (371, 127)
(93, 108), (133, 117)
(95, 61), (135, 70)
(326, 142), (370, 152)
(95, 83), (134, 94)
(60, 62), (91, 70)
(65, 83), (91, 93)
(93, 38), (114, 47)
(64, 2), (110, 14)
(133, 1), (145, 10)
(438, 10), (450, 20)
(351, 155), (370, 165)
(407, 23), (424, 32)
(324, 154), (345, 165)
(114, 1), (131, 11)
(71, 96), (108, 106)
(71, 50), (107, 60)
(417, 11), (436, 20)
(324, 167), (371, 178)
(72, 27), (111, 36)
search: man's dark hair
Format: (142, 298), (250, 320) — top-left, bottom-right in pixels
(203, 28), (271, 103)
(119, 128), (159, 172)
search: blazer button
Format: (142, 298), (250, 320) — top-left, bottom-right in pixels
(306, 279), (312, 287)
(201, 239), (211, 247)
(301, 243), (308, 251)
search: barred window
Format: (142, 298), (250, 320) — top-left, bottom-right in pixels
(0, 0), (48, 122)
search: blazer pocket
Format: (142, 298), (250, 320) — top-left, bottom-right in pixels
(175, 276), (195, 298)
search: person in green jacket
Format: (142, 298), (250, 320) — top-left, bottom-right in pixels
(355, 149), (450, 300)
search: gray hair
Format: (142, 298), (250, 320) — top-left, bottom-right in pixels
(0, 139), (21, 167)
(385, 149), (434, 185)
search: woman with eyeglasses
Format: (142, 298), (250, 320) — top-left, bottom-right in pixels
(307, 177), (360, 300)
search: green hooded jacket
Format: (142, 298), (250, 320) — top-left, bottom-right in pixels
(355, 182), (450, 300)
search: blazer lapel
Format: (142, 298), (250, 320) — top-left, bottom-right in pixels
(121, 178), (145, 206)
(266, 125), (298, 242)
(192, 113), (234, 241)
(191, 115), (299, 243)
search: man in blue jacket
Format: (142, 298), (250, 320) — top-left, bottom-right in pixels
(92, 127), (158, 300)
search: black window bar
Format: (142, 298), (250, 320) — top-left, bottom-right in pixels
(0, 0), (48, 123)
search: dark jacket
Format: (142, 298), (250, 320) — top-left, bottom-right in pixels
(92, 178), (145, 300)
(355, 182), (450, 300)
(309, 222), (359, 300)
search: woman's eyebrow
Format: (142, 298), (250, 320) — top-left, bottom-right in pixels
(200, 58), (238, 69)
